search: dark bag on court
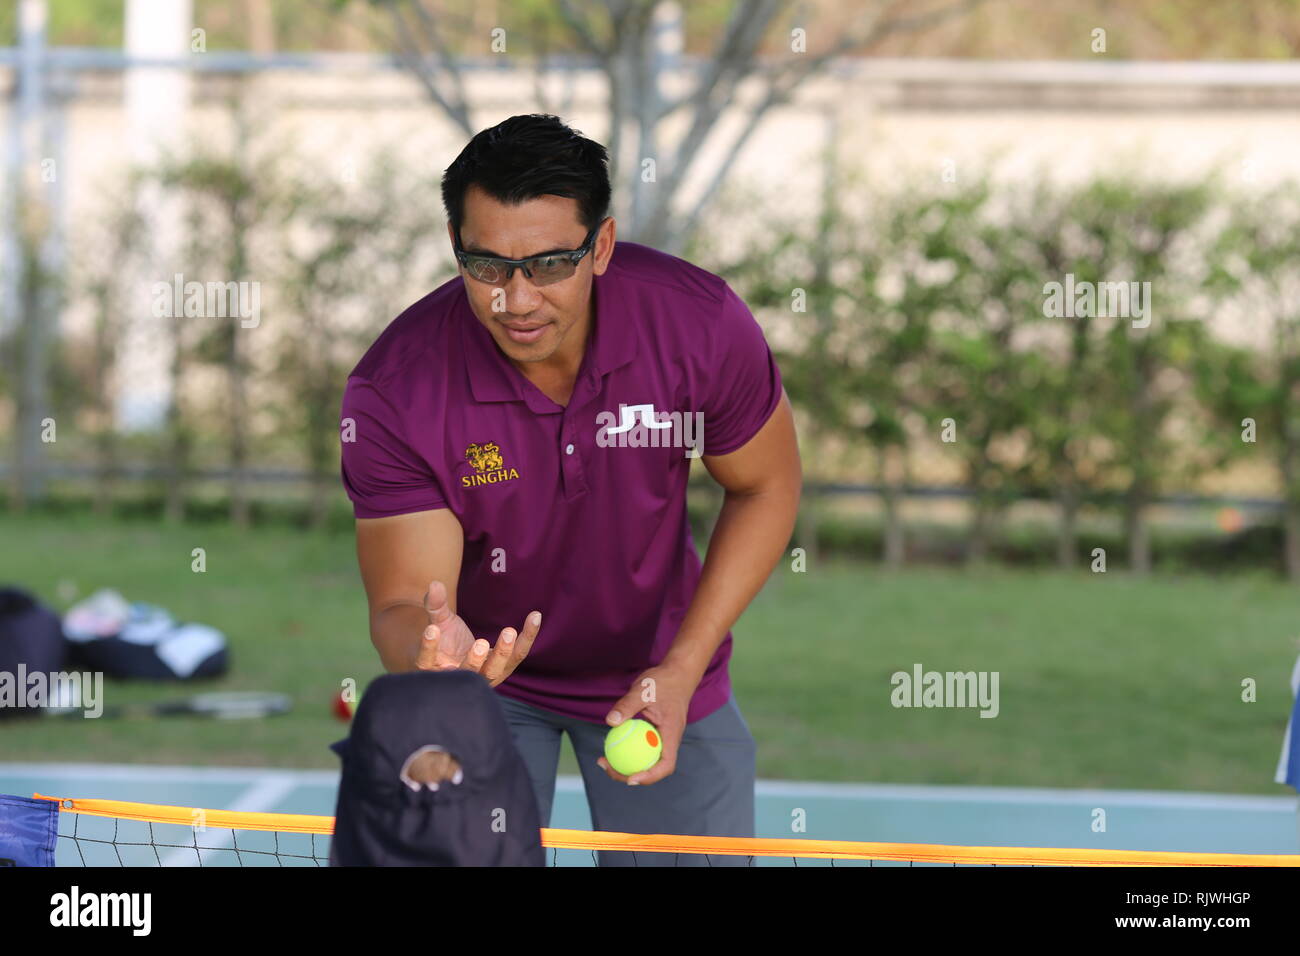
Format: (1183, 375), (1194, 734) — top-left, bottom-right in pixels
(0, 587), (69, 719)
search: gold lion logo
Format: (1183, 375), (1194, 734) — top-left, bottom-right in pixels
(465, 442), (505, 473)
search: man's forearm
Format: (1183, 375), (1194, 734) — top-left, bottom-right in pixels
(662, 483), (800, 683)
(371, 602), (431, 673)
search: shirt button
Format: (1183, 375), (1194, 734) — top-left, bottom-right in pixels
(565, 443), (575, 455)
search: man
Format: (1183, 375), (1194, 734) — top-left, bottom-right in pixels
(340, 113), (800, 866)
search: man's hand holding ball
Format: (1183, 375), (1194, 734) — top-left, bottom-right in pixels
(597, 663), (697, 786)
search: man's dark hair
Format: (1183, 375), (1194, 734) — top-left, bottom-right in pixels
(441, 114), (611, 242)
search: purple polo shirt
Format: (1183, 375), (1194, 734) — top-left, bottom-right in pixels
(340, 241), (783, 724)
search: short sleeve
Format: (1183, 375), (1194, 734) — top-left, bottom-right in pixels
(698, 286), (784, 456)
(340, 376), (447, 518)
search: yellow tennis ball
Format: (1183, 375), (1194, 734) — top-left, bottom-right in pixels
(604, 718), (663, 776)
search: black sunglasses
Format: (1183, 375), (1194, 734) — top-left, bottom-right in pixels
(454, 220), (606, 287)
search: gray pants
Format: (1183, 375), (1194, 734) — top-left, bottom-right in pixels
(497, 691), (757, 866)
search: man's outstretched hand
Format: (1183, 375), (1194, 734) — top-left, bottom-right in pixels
(414, 580), (540, 688)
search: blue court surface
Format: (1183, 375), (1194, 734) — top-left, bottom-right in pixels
(2, 762), (1296, 866)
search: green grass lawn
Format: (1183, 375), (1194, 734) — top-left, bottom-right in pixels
(1, 510), (1297, 794)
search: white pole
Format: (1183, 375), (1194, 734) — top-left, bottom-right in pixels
(9, 0), (50, 502)
(1, 0), (47, 338)
(116, 0), (193, 431)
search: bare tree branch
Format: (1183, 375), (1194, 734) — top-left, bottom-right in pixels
(645, 0), (991, 248)
(555, 0), (611, 62)
(364, 0), (993, 249)
(656, 0), (816, 121)
(531, 9), (556, 114)
(530, 8), (582, 118)
(868, 0), (990, 44)
(400, 2), (472, 121)
(627, 1), (662, 228)
(384, 2), (472, 133)
(768, 0), (991, 91)
(641, 0), (788, 239)
(605, 1), (659, 197)
(667, 72), (791, 246)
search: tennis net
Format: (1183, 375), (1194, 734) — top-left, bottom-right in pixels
(30, 794), (1300, 867)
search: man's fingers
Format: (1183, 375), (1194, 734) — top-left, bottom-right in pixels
(415, 624), (441, 670)
(480, 612), (541, 687)
(433, 632), (478, 670)
(627, 754), (675, 786)
(596, 757), (630, 784)
(479, 627), (518, 685)
(420, 612), (542, 687)
(598, 747), (676, 787)
(606, 689), (646, 727)
(423, 580), (454, 627)
(510, 611), (540, 664)
(466, 638), (490, 671)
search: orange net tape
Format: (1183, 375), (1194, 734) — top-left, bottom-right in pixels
(34, 794), (1300, 866)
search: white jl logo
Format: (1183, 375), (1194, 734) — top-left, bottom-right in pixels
(605, 404), (672, 435)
